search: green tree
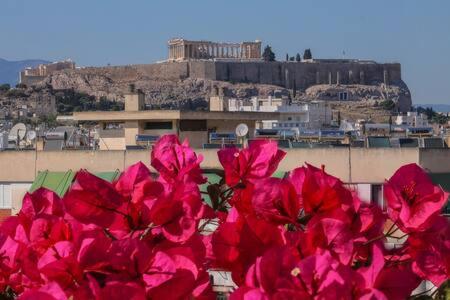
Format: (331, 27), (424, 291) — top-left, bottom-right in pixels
(380, 99), (395, 111)
(289, 56), (295, 61)
(286, 53), (289, 61)
(303, 49), (312, 60)
(262, 45), (276, 62)
(0, 84), (10, 92)
(295, 53), (301, 62)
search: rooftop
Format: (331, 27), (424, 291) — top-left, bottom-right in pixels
(67, 110), (286, 122)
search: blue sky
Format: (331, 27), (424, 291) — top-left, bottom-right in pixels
(1, 0), (449, 104)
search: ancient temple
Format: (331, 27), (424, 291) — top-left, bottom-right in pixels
(168, 38), (262, 61)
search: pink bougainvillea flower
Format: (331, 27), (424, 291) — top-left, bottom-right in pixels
(114, 161), (152, 198)
(19, 188), (64, 221)
(143, 251), (202, 300)
(108, 237), (152, 276)
(292, 250), (354, 298)
(231, 247), (310, 299)
(63, 170), (124, 227)
(302, 213), (354, 265)
(408, 216), (450, 286)
(151, 134), (206, 184)
(288, 163), (354, 215)
(352, 203), (386, 261)
(145, 181), (207, 243)
(372, 264), (421, 300)
(37, 241), (82, 289)
(218, 140), (285, 187)
(17, 282), (67, 300)
(239, 177), (301, 225)
(212, 210), (286, 285)
(237, 248), (353, 299)
(384, 163), (448, 233)
(96, 281), (147, 300)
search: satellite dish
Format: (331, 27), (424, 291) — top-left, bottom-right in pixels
(235, 123), (249, 137)
(26, 130), (37, 141)
(9, 123), (27, 141)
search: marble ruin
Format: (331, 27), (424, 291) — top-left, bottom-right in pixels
(168, 38), (261, 61)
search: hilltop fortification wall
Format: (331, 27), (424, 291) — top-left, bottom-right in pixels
(186, 60), (402, 90)
(60, 60), (401, 91)
(47, 60), (402, 92)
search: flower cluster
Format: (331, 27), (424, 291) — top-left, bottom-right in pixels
(211, 140), (450, 299)
(0, 135), (449, 299)
(0, 135), (214, 300)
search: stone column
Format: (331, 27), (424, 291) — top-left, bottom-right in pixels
(360, 71), (365, 85)
(186, 44), (190, 59)
(383, 69), (389, 85)
(349, 70), (353, 83)
(328, 72), (332, 85)
(337, 71), (341, 85)
(316, 71), (320, 84)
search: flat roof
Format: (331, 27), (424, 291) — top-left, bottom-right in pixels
(71, 110), (284, 122)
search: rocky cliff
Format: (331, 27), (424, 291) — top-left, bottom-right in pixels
(1, 62), (412, 122)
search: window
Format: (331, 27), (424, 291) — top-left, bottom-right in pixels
(0, 184), (11, 209)
(288, 117), (292, 121)
(339, 92), (348, 101)
(371, 184), (384, 209)
(180, 120), (207, 131)
(144, 122), (173, 130)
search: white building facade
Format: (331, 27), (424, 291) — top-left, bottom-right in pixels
(226, 97), (332, 130)
(395, 112), (429, 127)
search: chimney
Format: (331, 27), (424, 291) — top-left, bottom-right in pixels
(125, 84), (145, 111)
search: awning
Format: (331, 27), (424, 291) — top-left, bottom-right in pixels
(30, 170), (121, 197)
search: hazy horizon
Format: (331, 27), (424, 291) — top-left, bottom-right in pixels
(1, 0), (450, 104)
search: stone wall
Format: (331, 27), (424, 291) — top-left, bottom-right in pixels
(188, 61), (402, 90)
(47, 60), (403, 92)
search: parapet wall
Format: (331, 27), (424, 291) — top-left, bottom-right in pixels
(2, 148), (449, 184)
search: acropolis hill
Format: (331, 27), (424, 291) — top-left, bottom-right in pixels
(18, 38), (412, 120)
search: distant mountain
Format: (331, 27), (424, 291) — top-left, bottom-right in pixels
(415, 104), (450, 113)
(0, 58), (50, 86)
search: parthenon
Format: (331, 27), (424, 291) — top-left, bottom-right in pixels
(168, 38), (262, 61)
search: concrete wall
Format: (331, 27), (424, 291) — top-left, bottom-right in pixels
(3, 148), (450, 214)
(0, 151), (37, 182)
(350, 148), (419, 182)
(179, 131), (208, 148)
(35, 151), (125, 173)
(419, 149), (450, 173)
(1, 148), (444, 185)
(277, 148), (351, 181)
(99, 137), (126, 151)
